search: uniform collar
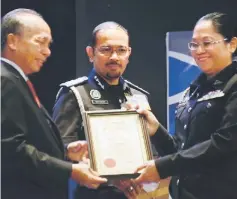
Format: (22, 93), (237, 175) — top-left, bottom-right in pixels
(190, 61), (237, 93)
(88, 68), (131, 93)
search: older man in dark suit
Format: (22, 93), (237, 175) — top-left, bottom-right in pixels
(1, 8), (107, 199)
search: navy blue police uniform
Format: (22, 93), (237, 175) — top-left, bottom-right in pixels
(152, 61), (237, 199)
(53, 68), (151, 199)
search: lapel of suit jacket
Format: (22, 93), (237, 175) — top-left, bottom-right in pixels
(2, 61), (65, 153)
(1, 61), (37, 104)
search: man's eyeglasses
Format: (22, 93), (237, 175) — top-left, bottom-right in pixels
(188, 38), (228, 51)
(95, 46), (130, 57)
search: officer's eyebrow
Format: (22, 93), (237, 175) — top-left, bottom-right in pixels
(100, 45), (128, 48)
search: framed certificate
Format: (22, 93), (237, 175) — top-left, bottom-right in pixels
(83, 109), (153, 179)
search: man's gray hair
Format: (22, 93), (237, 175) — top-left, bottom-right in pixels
(1, 8), (43, 50)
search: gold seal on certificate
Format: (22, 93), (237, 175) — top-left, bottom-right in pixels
(83, 110), (153, 179)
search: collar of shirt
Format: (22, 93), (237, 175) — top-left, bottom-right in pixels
(88, 68), (130, 93)
(1, 57), (28, 81)
(190, 61), (237, 93)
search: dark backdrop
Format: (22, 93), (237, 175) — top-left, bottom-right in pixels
(2, 0), (237, 127)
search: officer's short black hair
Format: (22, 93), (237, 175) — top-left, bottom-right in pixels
(197, 12), (237, 56)
(89, 21), (130, 47)
(1, 8), (43, 50)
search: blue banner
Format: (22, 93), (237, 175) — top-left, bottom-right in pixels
(166, 31), (201, 134)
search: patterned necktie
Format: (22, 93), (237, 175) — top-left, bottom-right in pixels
(26, 80), (41, 107)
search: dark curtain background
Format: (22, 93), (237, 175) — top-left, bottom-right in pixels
(2, 0), (237, 127)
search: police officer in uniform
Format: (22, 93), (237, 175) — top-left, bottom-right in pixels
(53, 21), (150, 199)
(130, 12), (237, 199)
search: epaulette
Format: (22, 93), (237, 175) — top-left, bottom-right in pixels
(182, 87), (190, 97)
(60, 76), (88, 88)
(178, 87), (190, 104)
(125, 79), (150, 95)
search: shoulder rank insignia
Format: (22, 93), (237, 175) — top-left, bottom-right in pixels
(124, 79), (150, 95)
(178, 87), (190, 106)
(60, 76), (88, 88)
(197, 90), (225, 102)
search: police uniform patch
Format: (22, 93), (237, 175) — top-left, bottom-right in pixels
(90, 89), (101, 99)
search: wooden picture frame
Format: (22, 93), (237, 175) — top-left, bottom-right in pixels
(83, 109), (153, 179)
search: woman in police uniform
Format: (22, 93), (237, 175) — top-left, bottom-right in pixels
(133, 12), (237, 199)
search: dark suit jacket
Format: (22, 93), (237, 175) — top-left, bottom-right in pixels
(1, 60), (72, 199)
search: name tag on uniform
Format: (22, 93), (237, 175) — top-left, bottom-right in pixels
(197, 90), (225, 102)
(91, 100), (109, 105)
(126, 94), (151, 110)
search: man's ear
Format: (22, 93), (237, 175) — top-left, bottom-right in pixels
(128, 47), (132, 56)
(86, 46), (94, 63)
(228, 37), (237, 54)
(127, 47), (132, 64)
(7, 33), (19, 51)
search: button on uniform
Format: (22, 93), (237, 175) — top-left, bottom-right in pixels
(206, 102), (212, 108)
(176, 179), (179, 185)
(184, 124), (187, 130)
(188, 107), (192, 112)
(181, 142), (185, 149)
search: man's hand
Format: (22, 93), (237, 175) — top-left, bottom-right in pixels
(67, 140), (88, 162)
(113, 179), (142, 199)
(71, 163), (107, 189)
(135, 160), (160, 184)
